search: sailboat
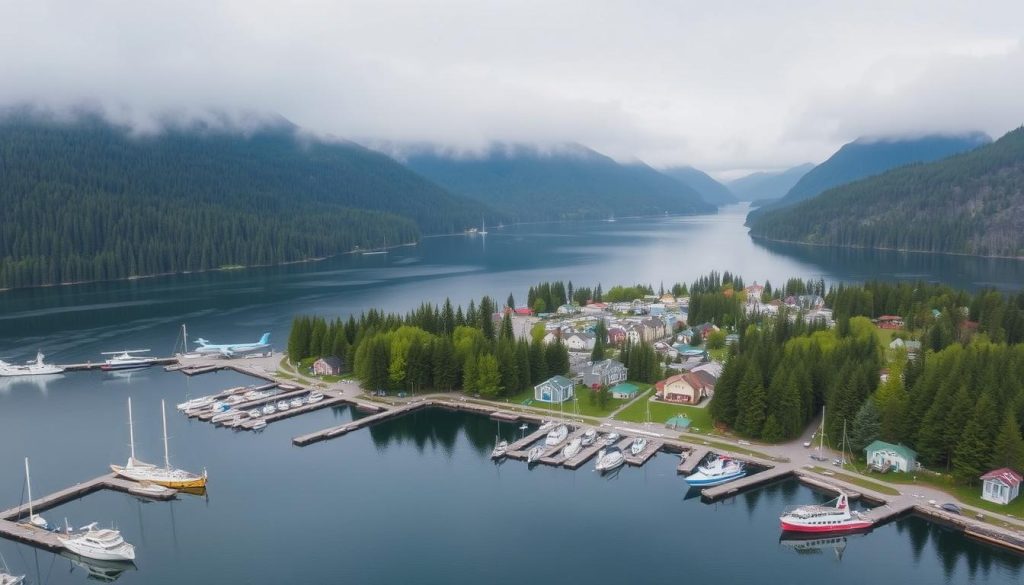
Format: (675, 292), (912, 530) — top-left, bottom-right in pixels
(0, 351), (64, 377)
(20, 458), (49, 530)
(174, 324), (200, 358)
(478, 217), (488, 236)
(0, 553), (24, 585)
(810, 406), (829, 462)
(110, 398), (208, 489)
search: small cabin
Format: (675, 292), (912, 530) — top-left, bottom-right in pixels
(865, 440), (917, 473)
(981, 468), (1023, 505)
(534, 375), (575, 404)
(313, 356), (342, 376)
(609, 383), (639, 399)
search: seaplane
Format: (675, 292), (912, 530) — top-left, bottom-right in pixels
(193, 333), (271, 358)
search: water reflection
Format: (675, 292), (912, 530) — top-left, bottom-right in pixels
(58, 551), (135, 583)
(0, 374), (65, 394)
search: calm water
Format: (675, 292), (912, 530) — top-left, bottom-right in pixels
(1, 205), (1023, 583)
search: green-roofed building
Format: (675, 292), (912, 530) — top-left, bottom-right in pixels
(610, 383), (639, 399)
(865, 440), (918, 473)
(665, 414), (691, 430)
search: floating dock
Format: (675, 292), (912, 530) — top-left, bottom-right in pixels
(678, 447), (710, 474)
(60, 358), (178, 372)
(292, 401), (429, 446)
(700, 467), (795, 501)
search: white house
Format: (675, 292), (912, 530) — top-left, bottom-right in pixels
(865, 440), (918, 473)
(564, 332), (596, 352)
(534, 375), (575, 403)
(580, 359), (627, 388)
(981, 468), (1023, 505)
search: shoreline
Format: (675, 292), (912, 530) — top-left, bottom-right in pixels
(749, 234), (1024, 262)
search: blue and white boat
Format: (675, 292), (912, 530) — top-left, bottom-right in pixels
(684, 456), (746, 487)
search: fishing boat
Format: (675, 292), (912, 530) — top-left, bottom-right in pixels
(307, 391), (325, 404)
(562, 437), (582, 459)
(176, 396), (214, 411)
(630, 437), (648, 456)
(545, 424), (568, 446)
(491, 440), (509, 459)
(0, 351), (64, 377)
(1, 552), (24, 585)
(779, 492), (873, 534)
(58, 522), (136, 562)
(581, 429), (597, 446)
(19, 458), (49, 530)
(111, 399), (208, 489)
(684, 456), (746, 487)
(595, 446), (625, 472)
(526, 446), (544, 464)
(99, 350), (153, 371)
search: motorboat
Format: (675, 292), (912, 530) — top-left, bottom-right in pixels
(99, 350), (153, 371)
(0, 351), (64, 377)
(562, 437), (582, 459)
(307, 391), (325, 404)
(176, 396), (214, 411)
(276, 400), (290, 411)
(538, 420), (555, 432)
(58, 523), (136, 562)
(289, 397), (304, 409)
(248, 409), (262, 419)
(779, 492), (873, 534)
(545, 424), (568, 446)
(595, 446), (625, 473)
(581, 429), (597, 446)
(526, 446), (544, 464)
(491, 440), (509, 459)
(630, 437), (648, 456)
(243, 390), (269, 401)
(210, 402), (231, 414)
(684, 456), (746, 488)
(603, 432), (620, 446)
(110, 399), (208, 489)
(1, 552), (24, 585)
(224, 395), (245, 405)
(262, 404), (277, 416)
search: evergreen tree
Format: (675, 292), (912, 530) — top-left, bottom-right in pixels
(529, 340), (547, 383)
(476, 354), (502, 397)
(953, 395), (997, 484)
(990, 411), (1024, 471)
(500, 311), (515, 341)
(462, 354), (479, 392)
(545, 341), (570, 376)
(735, 364), (767, 436)
(849, 399), (881, 452)
(592, 320), (608, 361)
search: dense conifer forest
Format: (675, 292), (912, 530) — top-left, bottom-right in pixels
(0, 112), (492, 289)
(748, 128), (1024, 258)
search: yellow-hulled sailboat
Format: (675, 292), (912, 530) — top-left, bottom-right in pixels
(111, 398), (207, 489)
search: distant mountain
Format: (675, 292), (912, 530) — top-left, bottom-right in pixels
(660, 166), (737, 206)
(728, 163), (814, 202)
(0, 111), (491, 289)
(397, 143), (715, 222)
(748, 127), (1024, 258)
(749, 133), (991, 219)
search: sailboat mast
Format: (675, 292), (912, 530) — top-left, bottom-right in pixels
(819, 405), (826, 455)
(128, 397), (136, 462)
(24, 457), (33, 520)
(182, 323), (189, 354)
(162, 400), (171, 469)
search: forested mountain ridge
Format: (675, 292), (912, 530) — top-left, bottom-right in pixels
(660, 166), (737, 206)
(397, 143), (715, 222)
(728, 163), (814, 202)
(748, 133), (991, 219)
(748, 127), (1024, 258)
(0, 113), (491, 289)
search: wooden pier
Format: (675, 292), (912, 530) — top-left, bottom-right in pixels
(624, 439), (663, 466)
(232, 394), (349, 430)
(60, 358), (178, 372)
(504, 427), (549, 460)
(538, 428), (585, 466)
(0, 473), (178, 552)
(678, 447), (710, 474)
(292, 401), (429, 446)
(700, 467), (794, 501)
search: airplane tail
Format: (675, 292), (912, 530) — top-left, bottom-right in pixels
(259, 333), (271, 345)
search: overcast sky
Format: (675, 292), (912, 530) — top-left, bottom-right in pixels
(2, 0), (1022, 176)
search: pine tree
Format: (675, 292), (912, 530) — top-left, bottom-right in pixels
(849, 399), (881, 452)
(735, 364), (767, 436)
(462, 354), (479, 392)
(953, 395), (997, 484)
(529, 340), (547, 384)
(990, 411), (1024, 471)
(476, 354), (502, 397)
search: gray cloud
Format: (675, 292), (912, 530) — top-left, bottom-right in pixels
(0, 1), (1021, 174)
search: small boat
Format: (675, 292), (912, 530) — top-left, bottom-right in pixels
(99, 350), (153, 371)
(527, 446), (544, 464)
(289, 397), (304, 409)
(595, 446), (625, 472)
(307, 391), (325, 404)
(684, 456), (746, 487)
(248, 409), (262, 419)
(262, 404), (276, 415)
(1, 552), (24, 585)
(224, 395), (244, 405)
(210, 402), (231, 413)
(630, 437), (648, 456)
(603, 432), (620, 446)
(545, 424), (569, 446)
(58, 522), (136, 561)
(276, 400), (290, 411)
(491, 440), (509, 459)
(176, 396), (214, 411)
(20, 458), (49, 530)
(538, 420), (555, 432)
(581, 429), (597, 446)
(251, 420), (267, 431)
(0, 351), (64, 377)
(779, 491), (873, 534)
(562, 437), (582, 459)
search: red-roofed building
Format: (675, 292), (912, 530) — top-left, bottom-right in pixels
(514, 307), (535, 316)
(875, 315), (904, 329)
(981, 468), (1023, 505)
(656, 370), (717, 405)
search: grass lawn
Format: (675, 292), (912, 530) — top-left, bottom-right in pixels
(614, 388), (713, 432)
(497, 385), (628, 418)
(693, 438), (774, 460)
(810, 466), (901, 496)
(707, 348), (728, 362)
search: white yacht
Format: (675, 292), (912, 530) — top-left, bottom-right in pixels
(526, 446), (544, 464)
(307, 391), (325, 404)
(545, 424), (568, 446)
(603, 432), (620, 446)
(581, 429), (597, 446)
(630, 437), (648, 456)
(176, 396), (214, 411)
(0, 351), (64, 377)
(595, 446), (625, 472)
(100, 350), (153, 371)
(562, 437), (582, 459)
(262, 404), (277, 415)
(58, 523), (136, 562)
(289, 397), (304, 409)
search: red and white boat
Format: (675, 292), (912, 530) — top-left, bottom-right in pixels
(779, 492), (873, 534)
